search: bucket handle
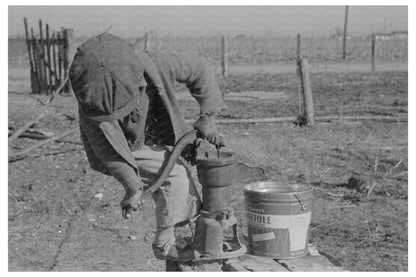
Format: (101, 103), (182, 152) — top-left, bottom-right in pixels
(267, 174), (307, 211)
(284, 182), (307, 211)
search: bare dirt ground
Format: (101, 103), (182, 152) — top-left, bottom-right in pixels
(8, 65), (408, 271)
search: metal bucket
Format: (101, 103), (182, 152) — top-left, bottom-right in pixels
(196, 151), (265, 213)
(244, 181), (313, 259)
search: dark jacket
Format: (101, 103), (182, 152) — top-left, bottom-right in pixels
(70, 34), (227, 176)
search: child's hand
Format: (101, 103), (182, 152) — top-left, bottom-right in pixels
(193, 115), (224, 147)
(121, 189), (143, 219)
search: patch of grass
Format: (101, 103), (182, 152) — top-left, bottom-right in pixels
(8, 69), (407, 271)
(224, 121), (407, 271)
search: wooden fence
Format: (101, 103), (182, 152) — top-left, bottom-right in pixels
(23, 18), (74, 95)
(371, 31), (407, 73)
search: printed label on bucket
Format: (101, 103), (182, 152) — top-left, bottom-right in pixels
(247, 211), (311, 251)
(252, 232), (276, 242)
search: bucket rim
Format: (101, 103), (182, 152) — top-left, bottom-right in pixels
(244, 181), (313, 194)
(196, 151), (240, 166)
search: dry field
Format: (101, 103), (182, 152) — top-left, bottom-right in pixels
(8, 49), (407, 271)
(9, 34), (408, 68)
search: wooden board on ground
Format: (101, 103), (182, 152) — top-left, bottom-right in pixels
(276, 251), (346, 272)
(224, 252), (346, 272)
(169, 246), (347, 272)
(223, 255), (288, 271)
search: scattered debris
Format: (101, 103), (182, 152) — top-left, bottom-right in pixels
(308, 244), (321, 257)
(311, 175), (367, 193)
(94, 193), (103, 200)
(336, 251), (348, 260)
(388, 160), (405, 173)
(366, 181), (378, 197)
(342, 193), (361, 203)
(8, 128), (78, 162)
(8, 148), (80, 163)
(8, 114), (46, 144)
(8, 129), (52, 140)
(332, 204), (357, 209)
(48, 76), (69, 104)
(346, 176), (367, 192)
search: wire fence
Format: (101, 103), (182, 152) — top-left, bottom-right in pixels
(138, 33), (408, 65)
(9, 33), (407, 70)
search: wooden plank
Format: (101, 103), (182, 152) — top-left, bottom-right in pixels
(224, 255), (288, 271)
(9, 128), (78, 161)
(38, 19), (48, 94)
(31, 28), (42, 94)
(222, 260), (249, 271)
(225, 246), (346, 272)
(46, 24), (53, 95)
(47, 76), (68, 103)
(8, 130), (53, 140)
(170, 244), (348, 272)
(23, 18), (34, 72)
(42, 59), (58, 78)
(52, 32), (58, 90)
(57, 32), (63, 82)
(275, 244), (345, 271)
(8, 115), (45, 144)
(24, 18), (39, 94)
(194, 262), (223, 271)
(276, 254), (346, 271)
(175, 261), (224, 272)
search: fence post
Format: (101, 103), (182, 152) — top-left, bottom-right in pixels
(144, 32), (150, 51)
(46, 24), (53, 95)
(52, 32), (58, 90)
(23, 18), (38, 94)
(299, 59), (314, 126)
(23, 18), (34, 74)
(63, 28), (75, 93)
(371, 33), (376, 73)
(57, 32), (63, 83)
(342, 5), (349, 60)
(38, 20), (48, 94)
(296, 34), (314, 126)
(296, 34), (302, 115)
(221, 35), (228, 77)
(31, 28), (43, 94)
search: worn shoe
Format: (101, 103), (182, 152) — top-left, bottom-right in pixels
(152, 242), (195, 262)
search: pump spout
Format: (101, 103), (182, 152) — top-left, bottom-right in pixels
(233, 163), (265, 184)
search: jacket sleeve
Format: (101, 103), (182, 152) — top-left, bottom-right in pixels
(147, 51), (228, 116)
(79, 111), (143, 194)
(79, 112), (111, 175)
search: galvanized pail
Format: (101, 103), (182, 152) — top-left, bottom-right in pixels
(244, 181), (313, 259)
